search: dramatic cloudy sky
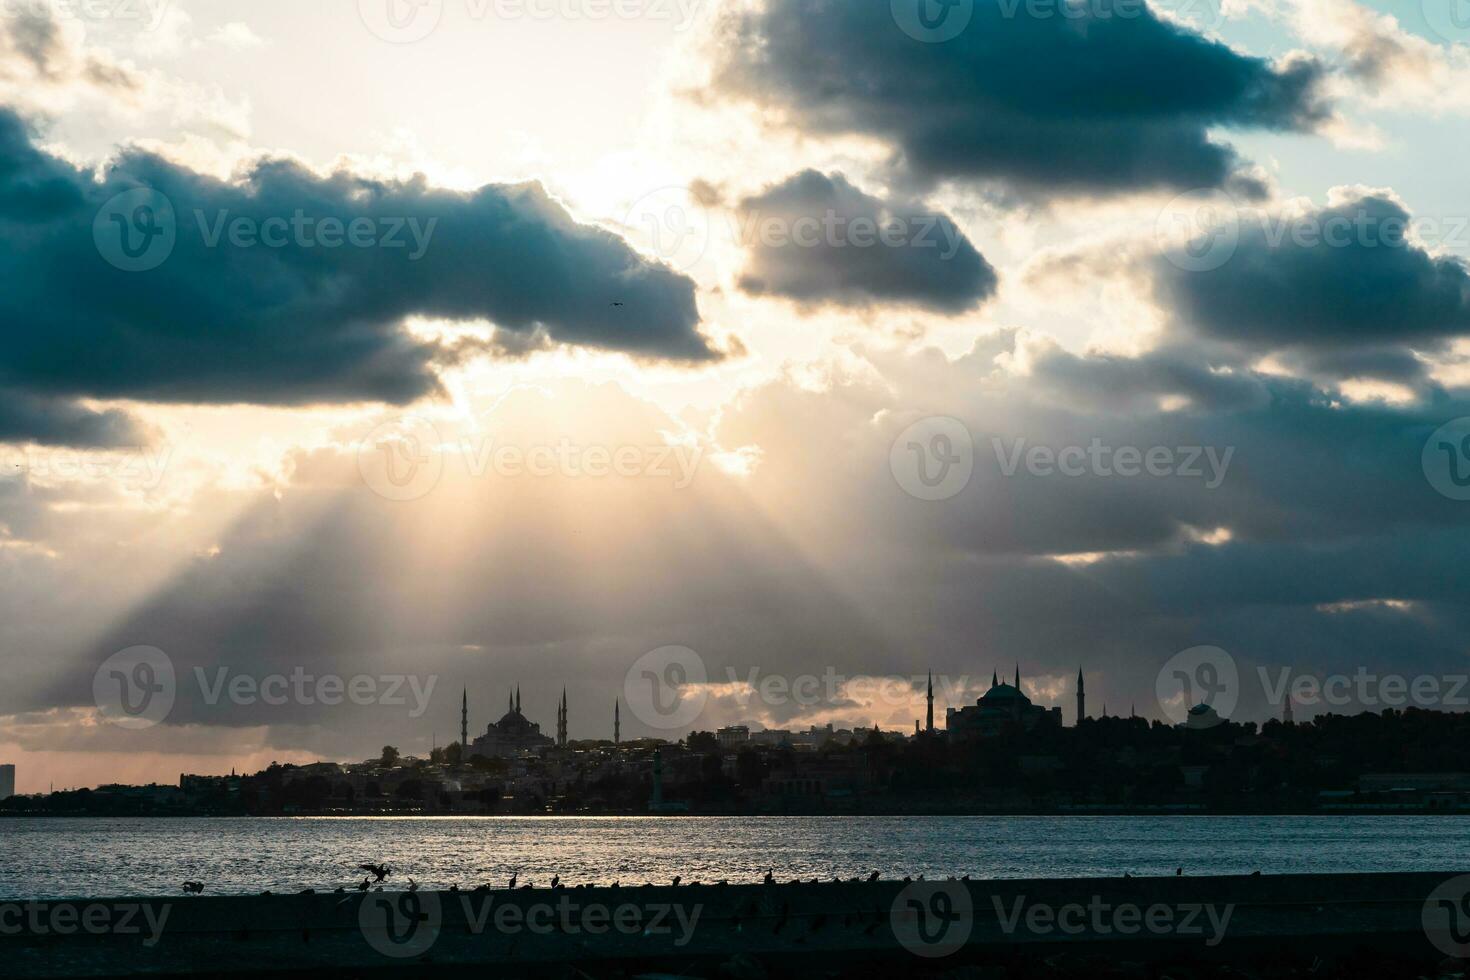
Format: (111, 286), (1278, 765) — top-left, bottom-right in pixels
(3, 0), (1470, 792)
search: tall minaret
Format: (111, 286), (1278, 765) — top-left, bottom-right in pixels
(1014, 664), (1021, 691)
(461, 688), (469, 748)
(1075, 669), (1085, 726)
(614, 699), (621, 745)
(515, 687), (521, 714)
(1283, 695), (1294, 725)
(557, 688), (568, 747)
(925, 671), (934, 733)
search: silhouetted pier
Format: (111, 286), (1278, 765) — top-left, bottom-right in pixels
(3, 871), (1460, 977)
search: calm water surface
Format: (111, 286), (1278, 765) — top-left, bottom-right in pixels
(1, 815), (1466, 899)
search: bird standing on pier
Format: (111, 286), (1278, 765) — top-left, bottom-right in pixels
(182, 881), (204, 894)
(867, 871), (879, 883)
(509, 872), (518, 889)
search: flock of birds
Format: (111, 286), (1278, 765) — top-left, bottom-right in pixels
(179, 865), (1249, 896)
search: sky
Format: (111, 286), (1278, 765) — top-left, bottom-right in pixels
(3, 0), (1470, 793)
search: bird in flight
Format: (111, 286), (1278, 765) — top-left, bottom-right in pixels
(359, 863), (391, 882)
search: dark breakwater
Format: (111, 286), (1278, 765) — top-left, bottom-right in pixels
(3, 871), (1465, 978)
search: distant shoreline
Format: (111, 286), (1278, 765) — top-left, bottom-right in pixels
(4, 807), (1469, 819)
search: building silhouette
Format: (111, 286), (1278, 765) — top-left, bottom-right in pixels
(0, 764), (13, 801)
(556, 688), (568, 747)
(469, 688), (554, 758)
(946, 666), (1062, 739)
(925, 671), (934, 733)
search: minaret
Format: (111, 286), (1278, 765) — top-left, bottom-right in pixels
(1014, 664), (1021, 691)
(515, 687), (521, 714)
(614, 699), (621, 745)
(925, 671), (934, 733)
(1075, 669), (1085, 726)
(507, 691), (513, 714)
(461, 688), (469, 749)
(991, 670), (998, 689)
(1283, 695), (1294, 725)
(650, 748), (664, 808)
(557, 688), (568, 747)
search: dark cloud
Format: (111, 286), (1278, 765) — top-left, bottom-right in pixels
(0, 108), (717, 426)
(0, 389), (146, 447)
(709, 0), (1328, 198)
(734, 170), (997, 312)
(1154, 194), (1470, 379)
